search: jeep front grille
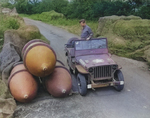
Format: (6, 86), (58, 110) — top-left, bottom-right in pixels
(93, 65), (112, 79)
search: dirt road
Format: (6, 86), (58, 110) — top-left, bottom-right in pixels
(14, 18), (150, 118)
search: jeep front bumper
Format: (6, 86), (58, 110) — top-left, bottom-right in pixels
(87, 81), (124, 89)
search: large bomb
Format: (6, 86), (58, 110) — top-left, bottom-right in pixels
(22, 39), (56, 77)
(44, 60), (72, 98)
(8, 62), (38, 103)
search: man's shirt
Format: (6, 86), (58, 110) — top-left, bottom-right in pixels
(81, 25), (93, 39)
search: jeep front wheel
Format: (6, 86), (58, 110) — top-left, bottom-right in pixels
(77, 73), (87, 96)
(114, 70), (124, 91)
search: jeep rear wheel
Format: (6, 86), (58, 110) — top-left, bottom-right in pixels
(114, 70), (124, 91)
(77, 73), (87, 96)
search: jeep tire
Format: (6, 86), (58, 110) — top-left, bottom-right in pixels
(114, 70), (124, 91)
(77, 73), (87, 96)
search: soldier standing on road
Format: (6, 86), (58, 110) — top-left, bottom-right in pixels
(79, 19), (93, 40)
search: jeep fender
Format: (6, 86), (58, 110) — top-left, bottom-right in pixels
(75, 65), (89, 74)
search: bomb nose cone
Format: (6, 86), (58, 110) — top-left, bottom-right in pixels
(43, 67), (47, 71)
(42, 64), (48, 72)
(62, 89), (66, 93)
(44, 60), (72, 98)
(24, 95), (28, 99)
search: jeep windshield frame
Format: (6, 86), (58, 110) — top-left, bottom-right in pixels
(75, 38), (107, 51)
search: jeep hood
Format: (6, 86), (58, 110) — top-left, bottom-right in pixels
(76, 54), (116, 69)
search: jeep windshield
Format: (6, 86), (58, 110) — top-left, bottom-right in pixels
(75, 38), (107, 51)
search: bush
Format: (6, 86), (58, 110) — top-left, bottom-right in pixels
(0, 14), (20, 38)
(6, 18), (20, 29)
(137, 5), (150, 19)
(0, 14), (20, 51)
(39, 10), (64, 21)
(15, 0), (33, 14)
(1, 2), (15, 9)
(62, 1), (134, 20)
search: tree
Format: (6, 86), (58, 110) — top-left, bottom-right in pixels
(28, 0), (40, 5)
(15, 0), (33, 14)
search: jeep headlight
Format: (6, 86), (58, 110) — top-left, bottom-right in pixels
(88, 68), (93, 73)
(112, 65), (118, 70)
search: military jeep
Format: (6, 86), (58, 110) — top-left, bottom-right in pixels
(65, 38), (124, 96)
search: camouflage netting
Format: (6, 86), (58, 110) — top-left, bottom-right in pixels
(0, 73), (16, 118)
(9, 7), (18, 16)
(97, 15), (141, 37)
(96, 15), (150, 64)
(0, 25), (48, 118)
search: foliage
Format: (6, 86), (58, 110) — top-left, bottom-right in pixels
(136, 5), (150, 19)
(39, 10), (64, 21)
(0, 14), (20, 51)
(63, 1), (134, 20)
(6, 17), (20, 29)
(1, 0), (150, 20)
(15, 0), (33, 14)
(1, 2), (15, 9)
(0, 14), (20, 38)
(0, 0), (9, 4)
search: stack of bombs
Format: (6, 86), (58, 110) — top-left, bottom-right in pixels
(8, 39), (72, 103)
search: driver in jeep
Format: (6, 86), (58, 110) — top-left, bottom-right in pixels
(79, 19), (93, 40)
(66, 19), (93, 48)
